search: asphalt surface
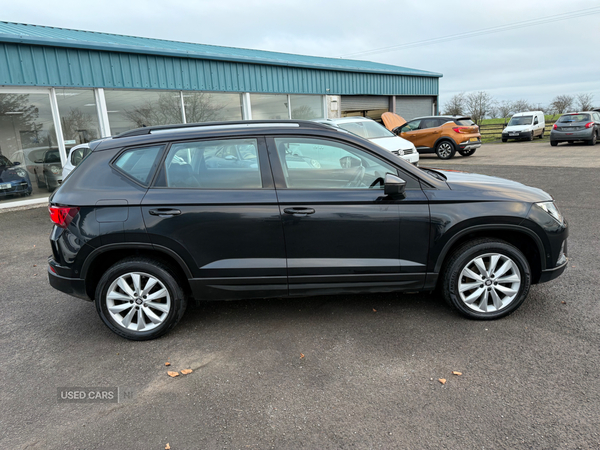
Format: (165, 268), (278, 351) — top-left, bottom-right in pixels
(1, 140), (599, 449)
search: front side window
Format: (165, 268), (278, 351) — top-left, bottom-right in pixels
(274, 137), (397, 190)
(159, 139), (262, 189)
(113, 145), (164, 186)
(337, 121), (395, 139)
(401, 120), (421, 132)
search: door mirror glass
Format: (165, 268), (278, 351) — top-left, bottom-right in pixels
(384, 173), (406, 196)
(339, 155), (362, 168)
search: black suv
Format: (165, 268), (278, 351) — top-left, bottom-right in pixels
(48, 120), (568, 340)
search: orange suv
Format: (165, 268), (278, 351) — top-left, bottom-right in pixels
(382, 113), (481, 159)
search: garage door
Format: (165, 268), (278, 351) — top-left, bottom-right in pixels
(341, 96), (390, 112)
(395, 97), (435, 121)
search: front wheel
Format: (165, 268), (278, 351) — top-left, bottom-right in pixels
(458, 148), (476, 157)
(550, 140), (558, 147)
(95, 258), (187, 340)
(435, 141), (456, 159)
(441, 239), (531, 320)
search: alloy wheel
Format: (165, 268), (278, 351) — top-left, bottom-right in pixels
(106, 272), (171, 332)
(457, 253), (521, 313)
(437, 142), (453, 158)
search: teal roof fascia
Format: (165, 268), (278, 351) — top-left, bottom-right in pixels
(0, 22), (443, 78)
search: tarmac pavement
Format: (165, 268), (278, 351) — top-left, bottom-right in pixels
(1, 140), (599, 449)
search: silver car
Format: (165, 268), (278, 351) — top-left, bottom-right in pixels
(550, 111), (600, 146)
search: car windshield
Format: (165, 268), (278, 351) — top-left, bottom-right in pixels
(508, 116), (533, 126)
(558, 114), (590, 123)
(0, 155), (12, 167)
(337, 121), (395, 139)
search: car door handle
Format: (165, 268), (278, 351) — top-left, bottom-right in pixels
(284, 207), (315, 217)
(149, 208), (181, 217)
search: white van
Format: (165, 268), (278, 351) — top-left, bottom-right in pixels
(502, 111), (545, 142)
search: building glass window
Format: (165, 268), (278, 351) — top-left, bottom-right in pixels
(104, 90), (184, 135)
(55, 89), (101, 151)
(250, 94), (289, 120)
(183, 92), (243, 123)
(290, 95), (323, 120)
(0, 92), (59, 204)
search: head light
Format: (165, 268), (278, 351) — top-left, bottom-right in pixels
(50, 166), (61, 175)
(15, 169), (27, 178)
(535, 201), (563, 225)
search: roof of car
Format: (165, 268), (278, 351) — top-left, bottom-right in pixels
(412, 115), (471, 121)
(313, 117), (378, 125)
(512, 111), (543, 116)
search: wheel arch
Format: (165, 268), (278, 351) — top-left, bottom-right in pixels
(434, 225), (545, 285)
(81, 243), (193, 300)
(434, 136), (457, 150)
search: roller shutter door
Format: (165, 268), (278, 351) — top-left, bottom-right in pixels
(395, 97), (434, 120)
(341, 96), (390, 112)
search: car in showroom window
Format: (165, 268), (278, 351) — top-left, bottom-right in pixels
(47, 120), (568, 340)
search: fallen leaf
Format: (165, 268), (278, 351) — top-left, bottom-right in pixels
(167, 371), (179, 378)
(372, 308), (377, 312)
(181, 369), (193, 375)
(561, 301), (566, 304)
(438, 378), (446, 385)
(452, 371), (462, 376)
(33, 264), (37, 267)
(300, 353), (305, 359)
(165, 362), (171, 366)
(165, 444), (171, 450)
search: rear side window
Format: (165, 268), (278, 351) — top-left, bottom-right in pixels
(113, 145), (164, 186)
(157, 138), (262, 189)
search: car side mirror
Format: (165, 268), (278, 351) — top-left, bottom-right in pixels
(225, 155), (237, 161)
(35, 159), (43, 164)
(384, 173), (406, 197)
(339, 155), (362, 168)
(13, 161), (21, 166)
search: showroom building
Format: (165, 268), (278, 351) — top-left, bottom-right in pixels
(0, 21), (442, 207)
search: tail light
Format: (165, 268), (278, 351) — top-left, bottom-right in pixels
(585, 122), (594, 129)
(49, 205), (80, 228)
(452, 127), (469, 133)
(553, 123), (558, 130)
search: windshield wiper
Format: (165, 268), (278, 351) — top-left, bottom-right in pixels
(420, 168), (447, 181)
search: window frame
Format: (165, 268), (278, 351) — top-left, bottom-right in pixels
(150, 136), (274, 190)
(266, 135), (420, 191)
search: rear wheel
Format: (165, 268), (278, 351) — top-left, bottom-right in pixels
(539, 130), (545, 139)
(441, 238), (531, 320)
(435, 141), (456, 159)
(588, 132), (597, 146)
(95, 258), (187, 340)
(550, 140), (558, 147)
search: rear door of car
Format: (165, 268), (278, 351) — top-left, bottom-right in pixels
(141, 136), (287, 300)
(267, 135), (430, 296)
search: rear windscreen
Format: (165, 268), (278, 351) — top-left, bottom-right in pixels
(454, 119), (475, 126)
(558, 114), (590, 123)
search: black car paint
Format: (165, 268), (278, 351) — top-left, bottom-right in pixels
(48, 121), (567, 303)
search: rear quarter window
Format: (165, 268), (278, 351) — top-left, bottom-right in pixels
(113, 145), (164, 186)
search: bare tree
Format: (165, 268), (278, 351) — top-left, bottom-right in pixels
(550, 95), (574, 115)
(123, 93), (183, 127)
(59, 108), (99, 144)
(511, 99), (531, 113)
(442, 92), (465, 115)
(575, 93), (594, 111)
(184, 93), (227, 123)
(497, 100), (513, 121)
(291, 105), (319, 120)
(464, 91), (495, 125)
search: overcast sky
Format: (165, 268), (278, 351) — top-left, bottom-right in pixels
(3, 0), (599, 110)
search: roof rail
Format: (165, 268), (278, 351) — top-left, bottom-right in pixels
(114, 120), (332, 138)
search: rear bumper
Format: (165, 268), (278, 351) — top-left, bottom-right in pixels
(550, 129), (593, 140)
(48, 266), (90, 301)
(459, 141), (481, 151)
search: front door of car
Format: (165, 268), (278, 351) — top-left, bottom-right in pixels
(141, 137), (287, 300)
(267, 136), (430, 296)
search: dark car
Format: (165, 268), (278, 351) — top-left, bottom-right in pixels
(0, 155), (32, 198)
(35, 149), (63, 192)
(550, 111), (600, 146)
(47, 120), (568, 340)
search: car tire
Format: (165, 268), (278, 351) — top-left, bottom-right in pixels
(441, 238), (531, 320)
(528, 132), (534, 141)
(550, 140), (558, 147)
(539, 130), (544, 139)
(458, 148), (476, 157)
(95, 257), (187, 340)
(36, 174), (45, 188)
(501, 138), (507, 143)
(435, 141), (456, 159)
(588, 132), (597, 146)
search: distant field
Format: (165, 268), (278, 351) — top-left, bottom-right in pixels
(481, 114), (560, 126)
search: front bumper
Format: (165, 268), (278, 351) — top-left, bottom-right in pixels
(0, 180), (32, 197)
(502, 131), (533, 139)
(539, 260), (567, 283)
